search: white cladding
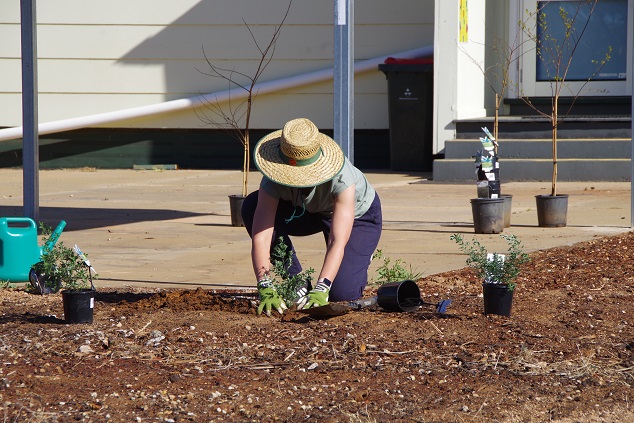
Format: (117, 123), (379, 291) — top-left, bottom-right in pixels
(0, 0), (435, 132)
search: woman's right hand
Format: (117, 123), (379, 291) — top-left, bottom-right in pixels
(257, 279), (287, 316)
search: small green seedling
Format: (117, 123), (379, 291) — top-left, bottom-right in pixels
(371, 249), (422, 285)
(269, 237), (315, 305)
(0, 280), (16, 289)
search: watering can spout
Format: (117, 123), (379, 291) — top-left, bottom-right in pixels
(41, 220), (66, 255)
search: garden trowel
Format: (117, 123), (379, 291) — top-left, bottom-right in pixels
(299, 295), (452, 318)
(298, 296), (378, 318)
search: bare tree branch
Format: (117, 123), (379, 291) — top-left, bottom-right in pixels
(519, 0), (609, 196)
(195, 1), (293, 197)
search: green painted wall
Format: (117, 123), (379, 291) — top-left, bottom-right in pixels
(0, 128), (391, 171)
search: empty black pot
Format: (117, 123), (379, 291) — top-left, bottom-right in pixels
(229, 194), (246, 227)
(377, 280), (421, 312)
(501, 194), (513, 228)
(470, 197), (505, 234)
(535, 194), (568, 227)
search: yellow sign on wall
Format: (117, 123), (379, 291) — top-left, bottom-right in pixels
(459, 0), (468, 42)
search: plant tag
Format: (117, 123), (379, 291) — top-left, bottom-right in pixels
(480, 137), (495, 152)
(485, 253), (505, 283)
(481, 126), (496, 141)
(90, 298), (94, 309)
(487, 253), (505, 262)
(481, 156), (493, 171)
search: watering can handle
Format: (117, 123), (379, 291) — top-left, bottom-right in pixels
(42, 220), (66, 254)
(2, 217), (37, 229)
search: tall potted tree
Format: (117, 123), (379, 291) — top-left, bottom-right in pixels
(460, 19), (529, 228)
(196, 1), (293, 227)
(519, 0), (611, 227)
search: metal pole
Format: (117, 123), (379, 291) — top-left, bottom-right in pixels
(21, 0), (39, 221)
(631, 0), (634, 228)
(334, 0), (354, 162)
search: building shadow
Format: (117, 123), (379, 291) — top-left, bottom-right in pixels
(0, 205), (208, 231)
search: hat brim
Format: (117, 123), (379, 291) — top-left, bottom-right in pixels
(254, 129), (345, 188)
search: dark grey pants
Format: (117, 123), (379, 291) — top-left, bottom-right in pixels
(241, 191), (382, 301)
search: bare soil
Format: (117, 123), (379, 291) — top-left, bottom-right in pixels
(1, 231), (634, 422)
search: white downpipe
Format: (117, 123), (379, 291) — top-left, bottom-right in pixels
(0, 45), (433, 142)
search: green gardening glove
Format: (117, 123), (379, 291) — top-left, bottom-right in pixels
(301, 278), (332, 309)
(257, 279), (287, 316)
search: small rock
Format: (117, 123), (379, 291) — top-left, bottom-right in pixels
(79, 345), (94, 354)
(146, 330), (165, 346)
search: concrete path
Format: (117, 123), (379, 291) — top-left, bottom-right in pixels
(1, 168), (631, 289)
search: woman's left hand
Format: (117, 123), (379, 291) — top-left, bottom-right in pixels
(299, 279), (331, 309)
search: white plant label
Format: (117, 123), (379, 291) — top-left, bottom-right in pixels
(487, 253), (505, 263)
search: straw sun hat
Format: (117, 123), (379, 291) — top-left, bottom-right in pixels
(254, 118), (345, 188)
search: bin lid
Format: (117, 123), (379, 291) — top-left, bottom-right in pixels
(378, 57), (433, 73)
(384, 57), (433, 65)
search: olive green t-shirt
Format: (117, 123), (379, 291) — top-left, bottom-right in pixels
(260, 157), (376, 219)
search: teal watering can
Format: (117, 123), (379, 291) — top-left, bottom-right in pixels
(0, 218), (66, 282)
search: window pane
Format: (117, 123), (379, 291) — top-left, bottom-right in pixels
(536, 0), (627, 82)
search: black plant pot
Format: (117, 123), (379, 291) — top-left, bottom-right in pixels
(376, 280), (421, 312)
(501, 194), (513, 228)
(62, 289), (95, 324)
(229, 194), (246, 227)
(28, 267), (61, 295)
(488, 179), (501, 198)
(535, 194), (568, 227)
(470, 198), (505, 234)
(482, 283), (514, 316)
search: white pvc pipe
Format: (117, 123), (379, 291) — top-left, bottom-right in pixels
(0, 46), (433, 142)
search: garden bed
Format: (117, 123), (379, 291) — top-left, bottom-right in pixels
(1, 232), (633, 422)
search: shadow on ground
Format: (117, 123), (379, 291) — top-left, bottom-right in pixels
(0, 206), (210, 231)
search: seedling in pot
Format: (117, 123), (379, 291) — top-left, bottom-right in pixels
(450, 233), (529, 290)
(29, 223), (98, 294)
